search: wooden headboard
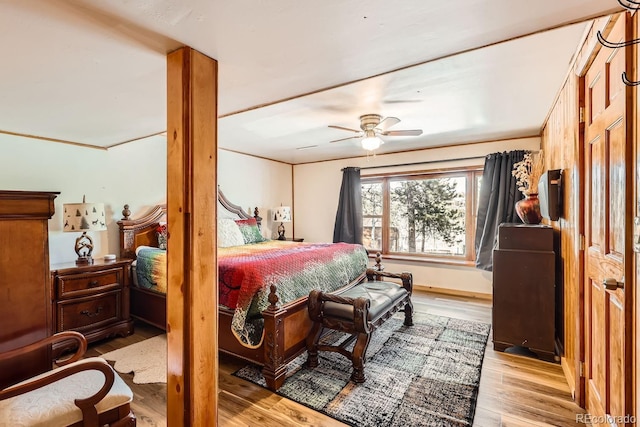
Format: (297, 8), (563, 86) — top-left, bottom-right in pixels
(117, 188), (262, 260)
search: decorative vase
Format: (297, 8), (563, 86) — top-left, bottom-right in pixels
(515, 193), (542, 224)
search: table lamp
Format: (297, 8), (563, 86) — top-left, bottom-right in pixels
(273, 206), (292, 240)
(63, 196), (107, 265)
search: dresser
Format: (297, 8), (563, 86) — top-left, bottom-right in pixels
(492, 223), (556, 362)
(0, 190), (59, 389)
(50, 258), (134, 356)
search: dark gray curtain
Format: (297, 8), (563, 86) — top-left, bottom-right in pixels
(333, 167), (363, 244)
(475, 150), (525, 271)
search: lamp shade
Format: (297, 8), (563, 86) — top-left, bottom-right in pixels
(273, 206), (292, 223)
(63, 202), (107, 232)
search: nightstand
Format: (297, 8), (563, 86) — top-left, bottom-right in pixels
(50, 258), (134, 356)
(286, 237), (304, 242)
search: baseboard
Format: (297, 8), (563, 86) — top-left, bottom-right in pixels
(413, 284), (492, 300)
(561, 356), (577, 401)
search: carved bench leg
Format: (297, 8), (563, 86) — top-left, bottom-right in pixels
(404, 299), (414, 327)
(351, 332), (371, 383)
(306, 321), (323, 368)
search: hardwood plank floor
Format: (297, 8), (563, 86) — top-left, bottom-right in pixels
(87, 291), (588, 426)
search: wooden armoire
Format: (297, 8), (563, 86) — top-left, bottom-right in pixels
(0, 190), (59, 388)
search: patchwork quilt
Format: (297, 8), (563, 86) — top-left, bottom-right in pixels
(135, 240), (368, 347)
(135, 246), (167, 293)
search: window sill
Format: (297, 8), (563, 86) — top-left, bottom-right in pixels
(368, 253), (476, 268)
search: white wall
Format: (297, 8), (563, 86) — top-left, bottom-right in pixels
(218, 149), (292, 240)
(105, 135), (168, 257)
(2, 132), (536, 293)
(0, 134), (114, 264)
(0, 135), (291, 264)
(293, 137), (541, 295)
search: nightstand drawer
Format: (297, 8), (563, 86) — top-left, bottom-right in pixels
(56, 267), (123, 298)
(56, 290), (121, 332)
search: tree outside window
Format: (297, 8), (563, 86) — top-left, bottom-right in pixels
(362, 181), (383, 251)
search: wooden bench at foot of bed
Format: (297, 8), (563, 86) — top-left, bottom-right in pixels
(306, 268), (413, 383)
(218, 279), (362, 391)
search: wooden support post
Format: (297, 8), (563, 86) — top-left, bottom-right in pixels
(166, 46), (218, 426)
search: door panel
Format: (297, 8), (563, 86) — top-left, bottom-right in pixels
(609, 296), (624, 418)
(608, 121), (625, 256)
(608, 48), (625, 104)
(588, 136), (604, 248)
(589, 279), (606, 408)
(589, 73), (604, 124)
(583, 13), (631, 427)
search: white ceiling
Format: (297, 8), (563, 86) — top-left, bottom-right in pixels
(0, 0), (622, 164)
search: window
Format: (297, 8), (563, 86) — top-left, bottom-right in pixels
(361, 168), (482, 263)
(362, 181), (383, 251)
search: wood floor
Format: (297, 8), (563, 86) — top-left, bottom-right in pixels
(87, 291), (588, 426)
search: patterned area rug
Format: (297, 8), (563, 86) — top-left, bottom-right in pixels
(102, 334), (167, 384)
(234, 313), (490, 427)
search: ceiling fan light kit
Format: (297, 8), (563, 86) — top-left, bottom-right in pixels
(361, 129), (383, 151)
(328, 113), (423, 152)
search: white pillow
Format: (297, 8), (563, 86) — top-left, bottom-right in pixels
(217, 218), (245, 247)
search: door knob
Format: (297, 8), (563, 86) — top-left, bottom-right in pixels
(603, 278), (624, 290)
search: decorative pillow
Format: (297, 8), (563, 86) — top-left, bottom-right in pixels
(235, 218), (266, 244)
(156, 223), (168, 250)
(217, 218), (245, 247)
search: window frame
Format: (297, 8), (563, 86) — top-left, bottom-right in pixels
(361, 166), (483, 266)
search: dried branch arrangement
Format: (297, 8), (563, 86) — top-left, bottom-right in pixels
(512, 150), (544, 196)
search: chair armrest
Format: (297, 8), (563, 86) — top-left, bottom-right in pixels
(0, 358), (115, 426)
(307, 290), (370, 317)
(365, 269), (413, 294)
(0, 331), (87, 367)
(307, 290), (371, 332)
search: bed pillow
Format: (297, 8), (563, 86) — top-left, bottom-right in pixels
(156, 223), (168, 250)
(218, 218), (245, 247)
(235, 218), (266, 244)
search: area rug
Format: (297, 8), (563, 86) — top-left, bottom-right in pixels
(233, 313), (490, 427)
(101, 334), (167, 384)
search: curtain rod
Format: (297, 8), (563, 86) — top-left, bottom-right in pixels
(356, 154), (487, 170)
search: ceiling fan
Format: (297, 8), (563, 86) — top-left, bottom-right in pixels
(328, 114), (423, 151)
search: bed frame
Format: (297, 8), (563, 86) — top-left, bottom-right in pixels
(117, 189), (366, 391)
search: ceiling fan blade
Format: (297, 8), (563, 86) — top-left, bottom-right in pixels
(328, 125), (361, 133)
(330, 135), (361, 143)
(376, 116), (400, 131)
(383, 99), (423, 104)
(381, 129), (423, 136)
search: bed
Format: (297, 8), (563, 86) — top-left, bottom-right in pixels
(117, 189), (369, 391)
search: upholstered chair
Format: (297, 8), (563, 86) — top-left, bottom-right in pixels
(0, 331), (135, 426)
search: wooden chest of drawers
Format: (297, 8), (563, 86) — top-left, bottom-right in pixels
(50, 258), (134, 356)
(492, 224), (556, 362)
